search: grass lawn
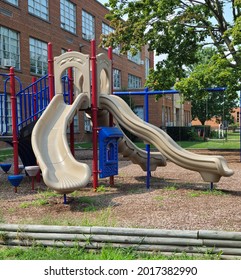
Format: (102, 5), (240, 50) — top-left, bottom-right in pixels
(0, 148), (13, 162)
(0, 246), (221, 260)
(75, 132), (240, 150)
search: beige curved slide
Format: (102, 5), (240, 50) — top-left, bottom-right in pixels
(31, 94), (91, 194)
(99, 94), (234, 182)
(118, 133), (166, 171)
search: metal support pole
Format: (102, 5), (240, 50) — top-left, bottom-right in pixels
(108, 46), (114, 187)
(9, 67), (19, 175)
(32, 77), (37, 121)
(91, 40), (99, 190)
(48, 42), (54, 101)
(144, 87), (151, 189)
(67, 51), (75, 156)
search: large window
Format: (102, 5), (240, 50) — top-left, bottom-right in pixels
(113, 69), (121, 89)
(0, 94), (21, 134)
(82, 10), (95, 40)
(0, 26), (20, 69)
(29, 38), (48, 75)
(128, 50), (142, 64)
(4, 0), (18, 5)
(28, 0), (49, 21)
(145, 57), (150, 78)
(60, 0), (76, 34)
(128, 74), (141, 89)
(134, 106), (144, 120)
(102, 23), (120, 55)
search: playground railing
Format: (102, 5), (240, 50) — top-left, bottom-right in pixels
(0, 92), (7, 135)
(0, 73), (23, 135)
(16, 74), (50, 131)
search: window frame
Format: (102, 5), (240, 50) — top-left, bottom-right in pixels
(29, 37), (48, 76)
(128, 74), (142, 89)
(28, 0), (49, 21)
(82, 10), (95, 41)
(113, 68), (121, 89)
(60, 0), (76, 34)
(4, 0), (18, 6)
(0, 26), (20, 70)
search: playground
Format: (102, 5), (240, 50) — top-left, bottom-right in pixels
(1, 41), (241, 258)
(0, 149), (240, 232)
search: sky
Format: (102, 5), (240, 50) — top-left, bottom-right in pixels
(98, 0), (108, 5)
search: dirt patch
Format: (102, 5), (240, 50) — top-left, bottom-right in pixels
(0, 149), (241, 231)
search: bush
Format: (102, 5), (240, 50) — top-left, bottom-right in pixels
(165, 127), (196, 141)
(192, 125), (211, 139)
(164, 126), (211, 141)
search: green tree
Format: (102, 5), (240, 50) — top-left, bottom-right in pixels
(176, 47), (239, 124)
(102, 0), (241, 122)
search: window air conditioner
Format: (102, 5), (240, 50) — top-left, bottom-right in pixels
(3, 58), (16, 68)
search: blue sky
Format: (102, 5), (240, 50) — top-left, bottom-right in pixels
(98, 0), (108, 5)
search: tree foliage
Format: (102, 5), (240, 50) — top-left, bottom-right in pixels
(103, 0), (241, 122)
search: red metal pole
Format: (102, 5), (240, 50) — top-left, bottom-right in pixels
(9, 67), (19, 175)
(91, 40), (98, 190)
(68, 50), (75, 156)
(32, 77), (37, 121)
(108, 46), (114, 186)
(48, 42), (54, 100)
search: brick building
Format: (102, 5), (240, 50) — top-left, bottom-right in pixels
(0, 0), (191, 142)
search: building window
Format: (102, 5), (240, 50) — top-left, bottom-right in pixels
(134, 106), (144, 120)
(145, 57), (150, 78)
(28, 0), (49, 21)
(60, 0), (76, 34)
(82, 10), (95, 40)
(4, 0), (18, 5)
(0, 94), (21, 134)
(0, 26), (20, 70)
(128, 74), (141, 89)
(128, 50), (142, 64)
(29, 38), (47, 75)
(102, 22), (120, 55)
(237, 111), (240, 123)
(113, 69), (121, 89)
(84, 113), (92, 132)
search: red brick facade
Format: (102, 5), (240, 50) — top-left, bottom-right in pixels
(0, 0), (150, 88)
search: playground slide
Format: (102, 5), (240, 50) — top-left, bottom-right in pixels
(31, 94), (91, 194)
(118, 133), (166, 171)
(99, 94), (234, 182)
(96, 108), (167, 171)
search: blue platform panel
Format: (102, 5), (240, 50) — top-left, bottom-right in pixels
(99, 127), (123, 178)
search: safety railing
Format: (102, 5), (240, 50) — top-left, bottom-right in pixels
(16, 74), (50, 130)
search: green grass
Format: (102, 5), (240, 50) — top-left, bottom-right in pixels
(75, 142), (93, 149)
(188, 189), (227, 198)
(66, 130), (241, 151)
(177, 140), (239, 149)
(0, 245), (222, 260)
(0, 148), (13, 161)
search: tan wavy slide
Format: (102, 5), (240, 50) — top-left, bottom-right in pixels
(99, 94), (234, 182)
(31, 94), (91, 194)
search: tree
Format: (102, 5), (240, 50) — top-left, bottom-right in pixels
(176, 47), (239, 124)
(102, 0), (241, 122)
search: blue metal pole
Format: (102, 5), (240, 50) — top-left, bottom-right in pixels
(114, 89), (179, 96)
(144, 87), (151, 189)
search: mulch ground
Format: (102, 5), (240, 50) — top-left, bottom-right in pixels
(0, 149), (241, 232)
